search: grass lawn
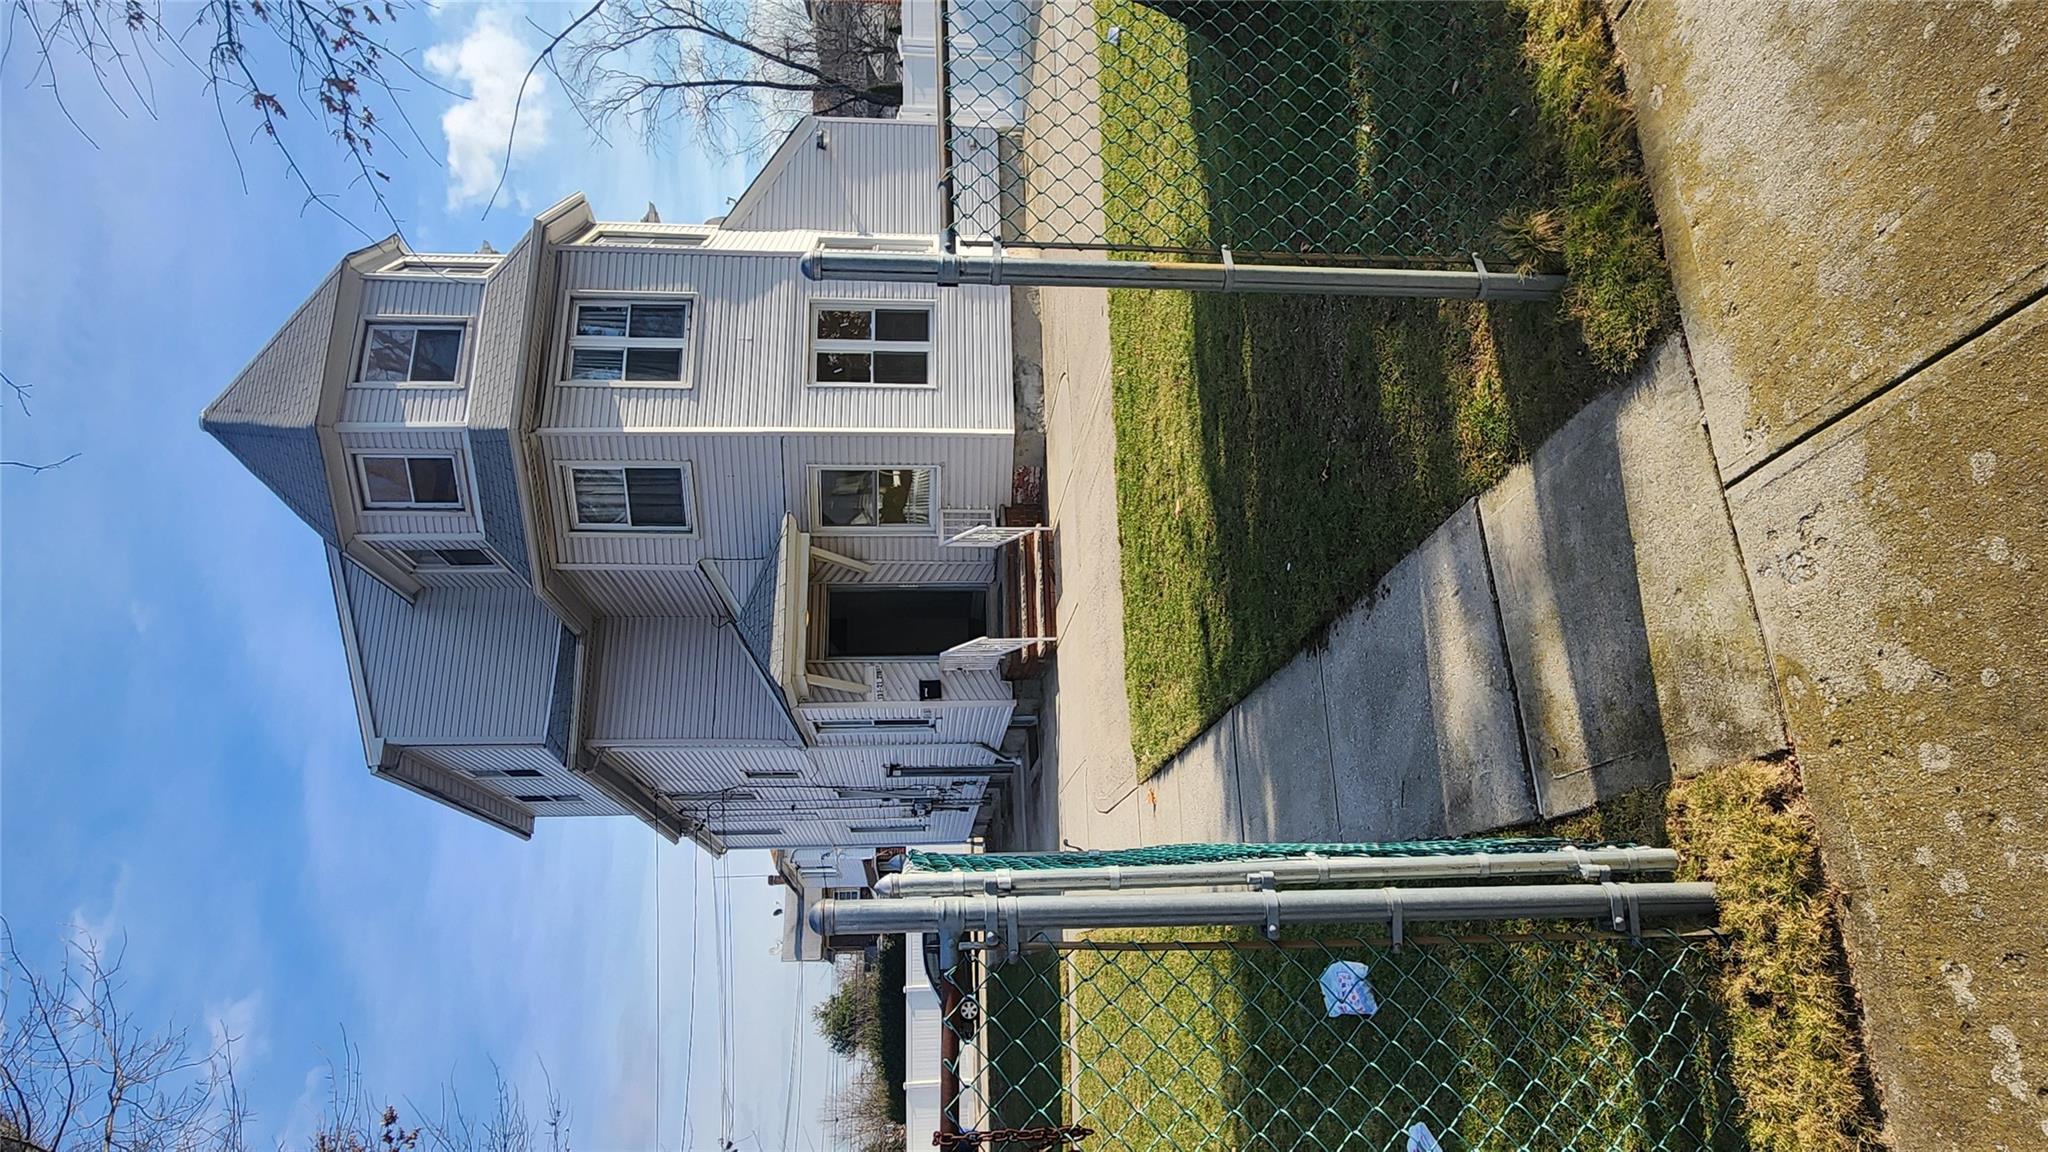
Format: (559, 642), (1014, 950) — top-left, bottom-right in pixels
(1098, 0), (1675, 775)
(968, 764), (1882, 1151)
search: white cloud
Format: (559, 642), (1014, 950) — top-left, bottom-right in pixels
(208, 991), (269, 1064)
(426, 9), (553, 210)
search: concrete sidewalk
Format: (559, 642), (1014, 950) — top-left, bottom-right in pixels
(1610, 3), (2048, 1145)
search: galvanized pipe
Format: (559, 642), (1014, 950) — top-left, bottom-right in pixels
(800, 248), (1565, 301)
(811, 882), (1717, 938)
(876, 846), (1678, 897)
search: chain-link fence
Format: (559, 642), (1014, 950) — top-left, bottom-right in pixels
(944, 0), (1554, 267)
(938, 928), (1740, 1151)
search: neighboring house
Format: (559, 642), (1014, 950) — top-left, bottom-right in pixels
(807, 0), (905, 118)
(202, 115), (1045, 853)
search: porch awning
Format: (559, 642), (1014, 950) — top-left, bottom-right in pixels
(729, 513), (810, 723)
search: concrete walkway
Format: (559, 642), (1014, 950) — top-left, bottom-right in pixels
(1031, 321), (1785, 854)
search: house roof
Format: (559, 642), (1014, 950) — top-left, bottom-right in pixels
(200, 264), (346, 542)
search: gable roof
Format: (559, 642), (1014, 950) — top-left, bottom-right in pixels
(720, 116), (939, 235)
(200, 235), (405, 544)
(200, 265), (346, 542)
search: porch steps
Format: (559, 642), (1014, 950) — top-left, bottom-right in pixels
(998, 505), (1057, 679)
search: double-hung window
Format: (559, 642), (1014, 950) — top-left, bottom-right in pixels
(566, 465), (694, 532)
(814, 466), (934, 532)
(564, 299), (693, 385)
(812, 304), (933, 387)
(359, 324), (464, 384)
(357, 454), (462, 510)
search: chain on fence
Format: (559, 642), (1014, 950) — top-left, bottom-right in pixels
(936, 928), (1741, 1151)
(944, 0), (1555, 266)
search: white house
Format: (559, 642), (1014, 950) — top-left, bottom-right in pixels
(202, 115), (1046, 853)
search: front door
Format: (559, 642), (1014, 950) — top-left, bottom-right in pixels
(827, 586), (988, 658)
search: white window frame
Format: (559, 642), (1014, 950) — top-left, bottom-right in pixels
(808, 465), (939, 536)
(808, 300), (936, 389)
(559, 461), (698, 535)
(580, 225), (711, 248)
(354, 453), (465, 511)
(558, 294), (697, 389)
(353, 321), (468, 387)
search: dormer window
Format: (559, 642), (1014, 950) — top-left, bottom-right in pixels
(357, 454), (462, 510)
(358, 324), (464, 384)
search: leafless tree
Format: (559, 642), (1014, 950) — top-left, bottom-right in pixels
(0, 929), (570, 1152)
(0, 928), (250, 1152)
(3, 0), (452, 237)
(557, 0), (905, 156)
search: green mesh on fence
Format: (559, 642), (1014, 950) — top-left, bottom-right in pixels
(941, 929), (1741, 1151)
(908, 838), (1615, 872)
(945, 0), (1555, 265)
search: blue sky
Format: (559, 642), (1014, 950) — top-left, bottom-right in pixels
(1, 5), (848, 1148)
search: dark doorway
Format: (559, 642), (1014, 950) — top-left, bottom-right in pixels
(828, 587), (988, 658)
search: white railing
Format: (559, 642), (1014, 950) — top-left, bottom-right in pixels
(939, 635), (1056, 673)
(941, 507), (1045, 549)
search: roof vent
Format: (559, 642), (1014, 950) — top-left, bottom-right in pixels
(642, 202), (661, 223)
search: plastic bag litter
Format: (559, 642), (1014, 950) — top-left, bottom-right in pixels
(1318, 960), (1378, 1017)
(1406, 1121), (1445, 1152)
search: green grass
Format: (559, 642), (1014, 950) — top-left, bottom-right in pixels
(968, 763), (1879, 1150)
(1100, 0), (1675, 776)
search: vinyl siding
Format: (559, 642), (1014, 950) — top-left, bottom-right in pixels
(339, 428), (481, 538)
(586, 617), (799, 744)
(406, 744), (621, 817)
(545, 248), (1010, 432)
(340, 276), (484, 424)
(721, 118), (941, 235)
(341, 562), (562, 743)
(469, 233), (541, 581)
(380, 748), (535, 837)
(803, 661), (1010, 704)
(533, 431), (1005, 594)
(799, 701), (1015, 747)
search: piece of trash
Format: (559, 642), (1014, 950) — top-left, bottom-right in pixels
(1106, 24), (1121, 46)
(1318, 960), (1378, 1017)
(1406, 1121), (1445, 1152)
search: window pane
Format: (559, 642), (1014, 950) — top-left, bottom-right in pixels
(873, 351), (928, 385)
(816, 352), (869, 384)
(628, 304), (689, 339)
(569, 348), (624, 380)
(624, 348), (684, 381)
(411, 329), (462, 381)
(571, 468), (628, 525)
(818, 469), (877, 527)
(575, 305), (628, 337)
(362, 328), (414, 381)
(402, 548), (447, 568)
(815, 309), (871, 340)
(876, 468), (931, 525)
(875, 309), (930, 343)
(361, 457), (412, 504)
(408, 457), (460, 505)
(625, 468), (689, 528)
(436, 549), (495, 567)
